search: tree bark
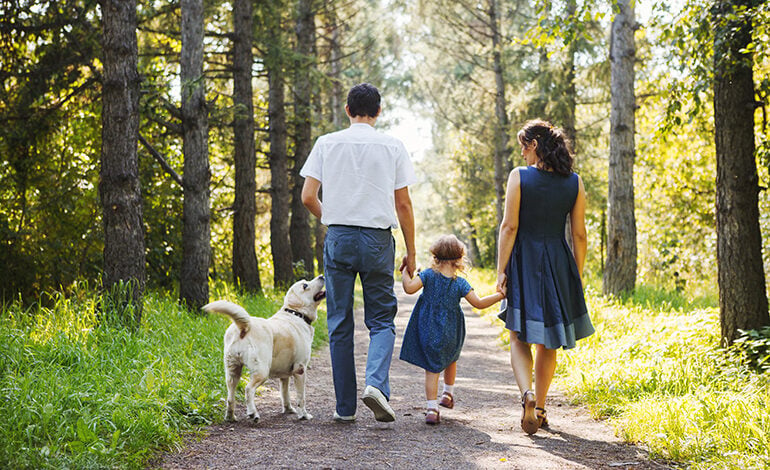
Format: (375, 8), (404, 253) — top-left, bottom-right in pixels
(232, 0), (261, 293)
(712, 0), (769, 344)
(488, 0), (510, 230)
(268, 67), (294, 287)
(99, 0), (145, 324)
(290, 0), (316, 279)
(563, 0), (577, 251)
(179, 0), (211, 309)
(604, 0), (637, 296)
(563, 0), (577, 148)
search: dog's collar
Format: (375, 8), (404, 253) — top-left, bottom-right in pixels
(284, 308), (313, 326)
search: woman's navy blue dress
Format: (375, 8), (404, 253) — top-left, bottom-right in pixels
(500, 166), (594, 349)
(400, 269), (472, 373)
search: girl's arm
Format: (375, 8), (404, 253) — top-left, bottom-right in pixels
(569, 176), (587, 282)
(496, 169), (522, 293)
(400, 266), (423, 294)
(465, 288), (506, 310)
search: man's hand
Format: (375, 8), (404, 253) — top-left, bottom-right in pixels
(399, 254), (416, 278)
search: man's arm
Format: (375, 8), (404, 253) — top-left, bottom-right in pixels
(395, 186), (416, 276)
(301, 176), (322, 219)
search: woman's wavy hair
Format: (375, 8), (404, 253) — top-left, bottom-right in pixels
(428, 234), (469, 276)
(517, 119), (574, 176)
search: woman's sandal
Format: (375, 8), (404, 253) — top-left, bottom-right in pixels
(520, 390), (538, 435)
(425, 408), (440, 425)
(535, 407), (549, 429)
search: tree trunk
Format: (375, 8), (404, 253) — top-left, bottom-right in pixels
(488, 0), (510, 229)
(232, 0), (261, 293)
(563, 0), (577, 252)
(563, 0), (577, 148)
(329, 11), (345, 129)
(713, 0), (769, 344)
(604, 0), (637, 296)
(99, 0), (145, 324)
(179, 0), (211, 309)
(290, 0), (316, 279)
(267, 61), (294, 287)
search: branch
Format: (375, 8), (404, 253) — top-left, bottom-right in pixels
(138, 134), (184, 188)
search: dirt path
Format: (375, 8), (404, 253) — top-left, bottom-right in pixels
(156, 285), (667, 469)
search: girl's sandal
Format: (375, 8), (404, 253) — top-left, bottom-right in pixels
(535, 407), (549, 429)
(520, 390), (538, 435)
(425, 408), (440, 425)
(439, 391), (454, 409)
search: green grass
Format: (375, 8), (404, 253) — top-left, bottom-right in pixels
(558, 285), (770, 469)
(0, 281), (328, 469)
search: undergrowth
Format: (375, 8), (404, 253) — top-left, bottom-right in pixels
(0, 280), (328, 469)
(557, 286), (770, 469)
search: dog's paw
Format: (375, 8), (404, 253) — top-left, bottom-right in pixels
(225, 410), (237, 422)
(297, 411), (313, 421)
(246, 412), (260, 423)
(283, 405), (298, 415)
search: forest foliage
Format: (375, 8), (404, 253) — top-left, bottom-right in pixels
(1, 0), (769, 302)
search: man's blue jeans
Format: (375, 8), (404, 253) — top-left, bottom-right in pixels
(323, 225), (398, 417)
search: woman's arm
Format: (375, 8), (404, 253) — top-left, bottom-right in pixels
(400, 266), (423, 294)
(465, 289), (506, 310)
(569, 176), (587, 281)
(496, 169), (522, 292)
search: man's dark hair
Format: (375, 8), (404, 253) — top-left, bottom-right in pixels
(346, 83), (381, 118)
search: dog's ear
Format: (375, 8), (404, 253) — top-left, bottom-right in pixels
(285, 285), (305, 309)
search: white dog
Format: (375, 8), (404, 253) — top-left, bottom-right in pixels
(203, 275), (325, 422)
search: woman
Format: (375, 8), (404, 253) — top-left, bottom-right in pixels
(496, 119), (594, 435)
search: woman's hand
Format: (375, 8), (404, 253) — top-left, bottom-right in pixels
(496, 272), (507, 294)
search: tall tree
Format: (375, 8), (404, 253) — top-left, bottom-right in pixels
(712, 0), (769, 343)
(562, 0), (578, 147)
(179, 0), (211, 309)
(488, 0), (511, 228)
(232, 0), (261, 292)
(99, 0), (145, 323)
(263, 2), (294, 288)
(604, 0), (637, 296)
(289, 0), (316, 278)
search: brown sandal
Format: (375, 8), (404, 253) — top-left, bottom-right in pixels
(536, 407), (549, 429)
(439, 391), (454, 409)
(425, 408), (440, 425)
(520, 390), (538, 435)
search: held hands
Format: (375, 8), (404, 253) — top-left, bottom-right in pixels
(496, 272), (507, 295)
(399, 253), (416, 278)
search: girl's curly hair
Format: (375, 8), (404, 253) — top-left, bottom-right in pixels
(429, 234), (469, 276)
(517, 119), (574, 176)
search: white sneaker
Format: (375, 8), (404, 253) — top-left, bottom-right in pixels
(362, 385), (396, 422)
(333, 412), (355, 423)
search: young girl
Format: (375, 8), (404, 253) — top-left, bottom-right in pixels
(399, 234), (506, 425)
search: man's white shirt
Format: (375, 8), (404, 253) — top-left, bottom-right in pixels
(300, 123), (417, 229)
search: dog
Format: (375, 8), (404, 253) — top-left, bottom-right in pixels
(203, 275), (325, 422)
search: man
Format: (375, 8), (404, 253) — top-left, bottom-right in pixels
(300, 83), (416, 423)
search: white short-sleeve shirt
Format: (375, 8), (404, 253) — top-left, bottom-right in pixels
(300, 123), (417, 229)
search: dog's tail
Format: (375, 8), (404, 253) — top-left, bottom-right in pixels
(203, 300), (251, 333)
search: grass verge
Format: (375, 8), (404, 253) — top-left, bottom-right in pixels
(559, 286), (770, 469)
(0, 281), (328, 469)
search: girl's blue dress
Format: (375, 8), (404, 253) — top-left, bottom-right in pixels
(399, 269), (472, 373)
(500, 166), (594, 349)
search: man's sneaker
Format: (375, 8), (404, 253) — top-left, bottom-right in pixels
(333, 412), (356, 423)
(362, 385), (396, 422)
